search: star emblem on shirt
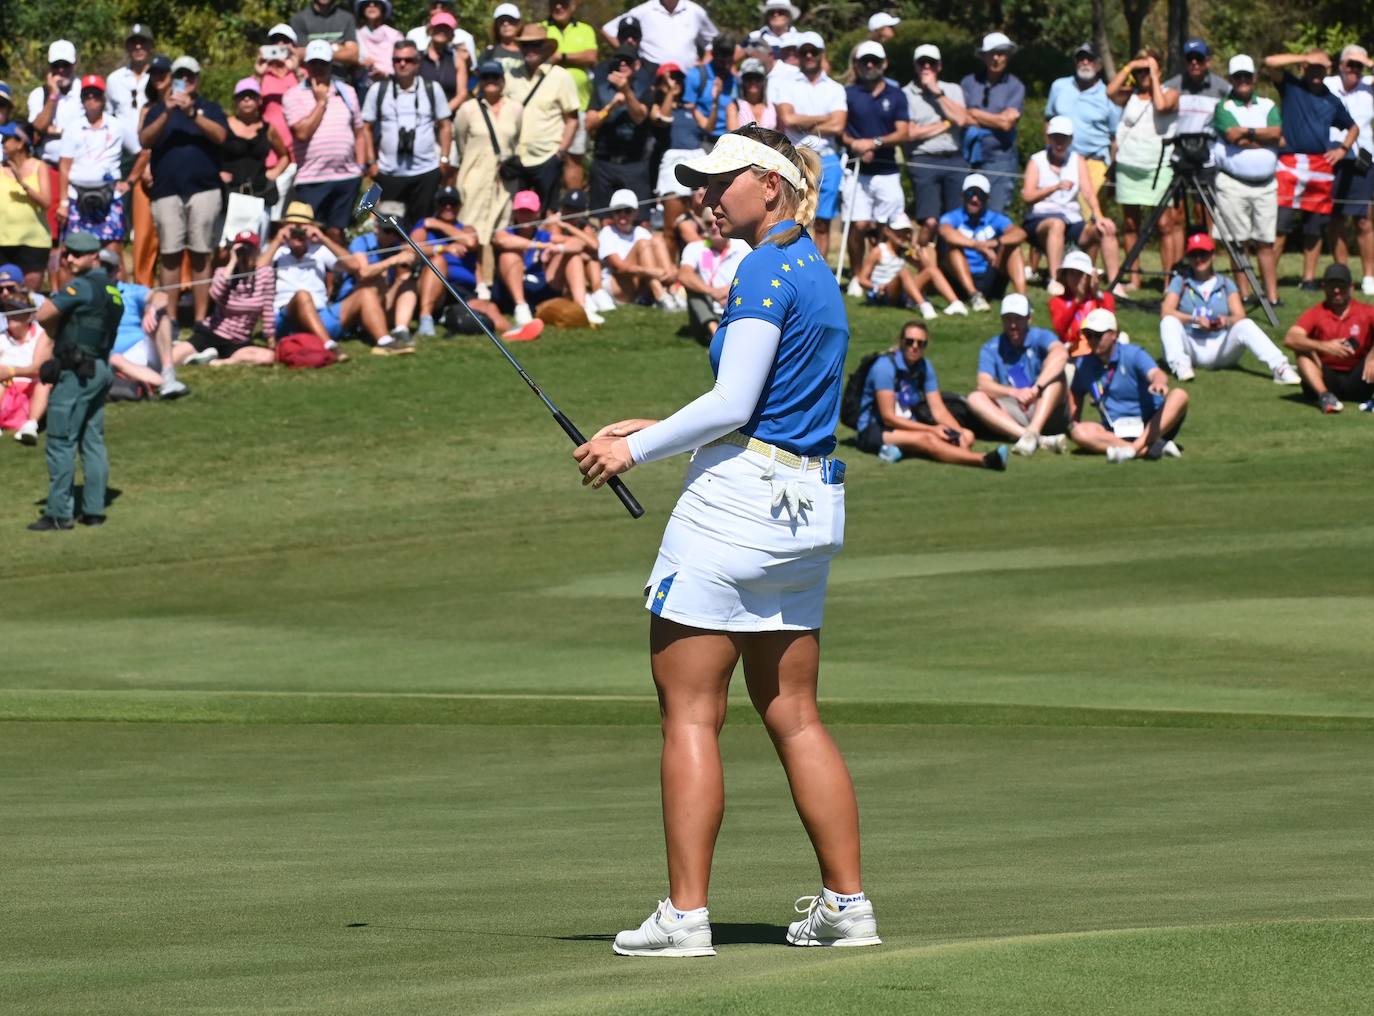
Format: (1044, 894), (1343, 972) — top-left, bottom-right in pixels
(770, 279), (781, 288)
(796, 258), (805, 268)
(781, 263), (791, 272)
(731, 277), (739, 287)
(734, 296), (742, 306)
(762, 297), (774, 308)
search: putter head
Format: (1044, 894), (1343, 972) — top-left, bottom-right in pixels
(355, 183), (383, 221)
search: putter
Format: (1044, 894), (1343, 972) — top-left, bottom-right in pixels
(355, 184), (644, 519)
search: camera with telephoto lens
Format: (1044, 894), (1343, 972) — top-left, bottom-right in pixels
(396, 126), (416, 160)
(1169, 132), (1213, 173)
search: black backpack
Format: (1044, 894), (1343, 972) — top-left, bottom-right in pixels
(840, 350), (926, 431)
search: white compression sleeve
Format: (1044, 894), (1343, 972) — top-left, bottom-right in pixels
(625, 317), (782, 466)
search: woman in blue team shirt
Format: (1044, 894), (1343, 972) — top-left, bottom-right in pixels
(575, 125), (881, 958)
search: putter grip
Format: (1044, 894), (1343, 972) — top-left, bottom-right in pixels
(553, 411), (646, 519)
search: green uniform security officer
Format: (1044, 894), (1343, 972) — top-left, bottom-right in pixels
(14, 233), (122, 530)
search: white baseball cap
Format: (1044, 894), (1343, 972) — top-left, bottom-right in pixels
(913, 44), (942, 63)
(778, 30), (801, 49)
(1047, 115), (1075, 137)
(889, 211), (912, 231)
(760, 0), (801, 15)
(1228, 54), (1256, 76)
(608, 189), (639, 211)
(493, 3), (521, 20)
(1000, 293), (1031, 318)
(1060, 249), (1095, 275)
(794, 31), (825, 50)
(868, 13), (900, 31)
(48, 40), (77, 65)
(1340, 45), (1370, 66)
(1082, 307), (1118, 332)
(854, 41), (887, 63)
(962, 172), (991, 194)
(981, 32), (1016, 54)
(268, 23), (298, 43)
(170, 55), (202, 76)
(304, 39), (334, 63)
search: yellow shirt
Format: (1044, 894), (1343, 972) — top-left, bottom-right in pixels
(0, 164), (51, 248)
(505, 64), (580, 165)
(545, 19), (598, 111)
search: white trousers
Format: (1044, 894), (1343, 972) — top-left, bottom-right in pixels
(1159, 316), (1287, 372)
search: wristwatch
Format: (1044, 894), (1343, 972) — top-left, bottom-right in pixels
(872, 137), (883, 148)
(1246, 127), (1256, 142)
(439, 156), (451, 165)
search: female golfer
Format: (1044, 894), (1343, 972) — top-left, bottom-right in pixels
(574, 125), (880, 957)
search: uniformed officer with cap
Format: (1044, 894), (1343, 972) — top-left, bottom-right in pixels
(23, 231), (122, 530)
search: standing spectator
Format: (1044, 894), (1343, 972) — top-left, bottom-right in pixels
(27, 41), (85, 243)
(483, 5), (525, 79)
(99, 250), (189, 399)
(652, 65), (704, 255)
(1323, 46), (1374, 294)
(505, 24), (579, 213)
(494, 189), (603, 326)
(903, 44), (969, 247)
(868, 13), (900, 44)
(453, 61), (520, 287)
(755, 32), (802, 91)
(774, 34), (846, 258)
(290, 0), (361, 86)
(677, 214), (750, 343)
(56, 75), (140, 254)
(1212, 55), (1282, 305)
(355, 0), (405, 90)
(544, 0), (600, 192)
(283, 40), (368, 243)
(221, 79), (292, 244)
(960, 33), (1025, 213)
(1282, 262), (1374, 413)
(1049, 248), (1116, 354)
(1021, 116), (1121, 291)
(606, 16), (658, 88)
(406, 0), (476, 68)
(106, 24), (156, 123)
(171, 233), (278, 366)
(601, 1), (718, 72)
(0, 123), (53, 291)
(257, 33), (299, 171)
(1159, 233), (1299, 384)
(938, 172), (1027, 312)
(1263, 50), (1357, 290)
(1161, 39), (1229, 137)
(420, 11), (471, 118)
(129, 57), (171, 288)
(756, 2), (797, 49)
(1107, 48), (1179, 291)
(683, 35), (739, 146)
(842, 42), (909, 289)
(362, 40), (451, 229)
(966, 292), (1070, 455)
(598, 188), (677, 308)
(139, 57), (228, 324)
(0, 83), (14, 126)
(727, 59), (776, 132)
(1045, 42), (1119, 210)
(586, 47), (654, 212)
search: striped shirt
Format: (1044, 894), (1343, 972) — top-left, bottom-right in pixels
(282, 80), (363, 184)
(206, 266), (277, 345)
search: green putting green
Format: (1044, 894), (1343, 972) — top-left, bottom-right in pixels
(2, 288), (1370, 1013)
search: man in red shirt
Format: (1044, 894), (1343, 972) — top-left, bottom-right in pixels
(1283, 262), (1374, 412)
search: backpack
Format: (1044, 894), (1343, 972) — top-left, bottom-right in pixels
(275, 333), (338, 368)
(839, 350), (932, 431)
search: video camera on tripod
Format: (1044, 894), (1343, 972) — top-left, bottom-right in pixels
(1166, 132), (1215, 175)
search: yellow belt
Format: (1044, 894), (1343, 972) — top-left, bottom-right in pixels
(706, 430), (821, 470)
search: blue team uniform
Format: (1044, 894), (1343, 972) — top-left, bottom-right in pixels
(856, 351), (938, 434)
(1072, 343), (1164, 425)
(111, 282), (151, 356)
(977, 327), (1059, 387)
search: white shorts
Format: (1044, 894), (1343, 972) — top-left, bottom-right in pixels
(114, 336), (159, 369)
(643, 441), (846, 632)
(843, 171), (905, 224)
(657, 148), (707, 198)
(568, 110), (587, 157)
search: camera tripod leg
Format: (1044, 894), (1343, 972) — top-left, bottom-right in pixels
(1109, 176), (1184, 293)
(1190, 177), (1280, 328)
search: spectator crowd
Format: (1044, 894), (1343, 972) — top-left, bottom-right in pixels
(3, 2), (1374, 470)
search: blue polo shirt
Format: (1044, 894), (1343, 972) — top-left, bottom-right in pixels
(683, 63), (739, 139)
(844, 81), (909, 175)
(1167, 271), (1238, 322)
(1045, 77), (1121, 161)
(334, 232), (390, 302)
(112, 281), (150, 356)
(857, 349), (938, 432)
(713, 220), (848, 456)
(977, 327), (1059, 387)
(1072, 342), (1163, 423)
(960, 70), (1024, 161)
(939, 206), (1014, 275)
(1276, 74), (1354, 155)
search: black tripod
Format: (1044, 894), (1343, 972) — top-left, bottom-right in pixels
(1109, 137), (1279, 328)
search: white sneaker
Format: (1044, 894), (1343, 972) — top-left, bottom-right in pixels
(1106, 446), (1137, 464)
(657, 294), (678, 311)
(1047, 279), (1065, 297)
(970, 293), (991, 313)
(1173, 361), (1196, 382)
(1362, 275), (1374, 295)
(786, 894), (882, 948)
(1161, 440), (1182, 458)
(183, 348), (218, 366)
(846, 278), (864, 298)
(513, 303), (533, 327)
(943, 299), (968, 316)
(1038, 433), (1068, 454)
(612, 899), (716, 958)
(1012, 432), (1039, 457)
(474, 281), (492, 302)
(158, 377), (190, 400)
(593, 288), (617, 313)
(1272, 363), (1300, 385)
(673, 290), (689, 311)
(16, 419), (38, 445)
(916, 301), (936, 320)
(582, 298), (605, 326)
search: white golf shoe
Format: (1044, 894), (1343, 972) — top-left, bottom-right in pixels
(612, 899), (715, 958)
(786, 894), (882, 948)
(1272, 363), (1300, 385)
(1012, 432), (1039, 457)
(1038, 433), (1068, 454)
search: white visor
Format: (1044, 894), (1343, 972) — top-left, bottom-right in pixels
(675, 133), (805, 193)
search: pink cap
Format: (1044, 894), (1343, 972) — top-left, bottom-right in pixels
(233, 77), (261, 96)
(512, 190), (541, 214)
(429, 11), (457, 29)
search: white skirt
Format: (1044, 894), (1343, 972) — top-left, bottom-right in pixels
(644, 441), (846, 632)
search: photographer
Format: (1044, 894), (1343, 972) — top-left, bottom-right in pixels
(586, 46), (653, 213)
(504, 24), (579, 214)
(173, 231), (279, 366)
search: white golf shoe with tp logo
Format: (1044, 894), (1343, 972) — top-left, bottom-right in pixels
(786, 893), (882, 947)
(612, 899), (716, 958)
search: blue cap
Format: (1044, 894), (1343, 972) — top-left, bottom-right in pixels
(0, 264), (24, 285)
(1183, 37), (1210, 57)
(0, 121), (29, 144)
(0, 81), (12, 102)
(476, 59), (504, 77)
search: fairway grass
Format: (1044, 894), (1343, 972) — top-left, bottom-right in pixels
(1, 291), (1371, 1012)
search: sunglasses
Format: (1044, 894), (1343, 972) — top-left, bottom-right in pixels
(1188, 249), (1212, 258)
(60, 249), (85, 259)
(173, 70), (196, 80)
(916, 58), (938, 68)
(901, 337), (929, 349)
(1345, 62), (1365, 71)
(1231, 72), (1253, 81)
(1082, 329), (1107, 340)
(857, 56), (883, 65)
(799, 46), (822, 57)
(81, 90), (104, 100)
(394, 56), (418, 65)
(964, 189), (986, 199)
(51, 62), (74, 72)
(1185, 54), (1207, 63)
(128, 38), (151, 47)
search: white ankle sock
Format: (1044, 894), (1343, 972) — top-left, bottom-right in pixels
(665, 897), (707, 919)
(822, 887), (865, 909)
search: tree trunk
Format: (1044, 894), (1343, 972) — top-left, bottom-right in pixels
(1122, 0), (1154, 59)
(1092, 0), (1115, 79)
(1165, 0), (1190, 78)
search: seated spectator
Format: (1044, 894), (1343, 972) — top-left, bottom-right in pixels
(0, 121), (53, 291)
(98, 248), (188, 398)
(966, 293), (1070, 456)
(267, 201), (394, 353)
(337, 200), (421, 349)
(453, 61), (520, 292)
(1068, 307), (1189, 462)
(355, 0), (405, 93)
(221, 78), (293, 240)
(494, 189), (603, 326)
(482, 4), (526, 78)
(854, 319), (1007, 470)
(0, 270), (46, 441)
(727, 58), (775, 133)
(587, 46), (654, 211)
(283, 40), (367, 243)
(411, 187), (538, 341)
(1282, 262), (1374, 413)
(546, 187), (615, 314)
(598, 188), (677, 309)
(1048, 248), (1116, 355)
(55, 76), (139, 256)
(1159, 233), (1299, 384)
(363, 39), (452, 229)
(173, 231), (279, 366)
(677, 214), (750, 344)
(853, 213), (958, 320)
(1022, 115), (1121, 291)
(651, 64), (704, 256)
(938, 172), (1026, 313)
